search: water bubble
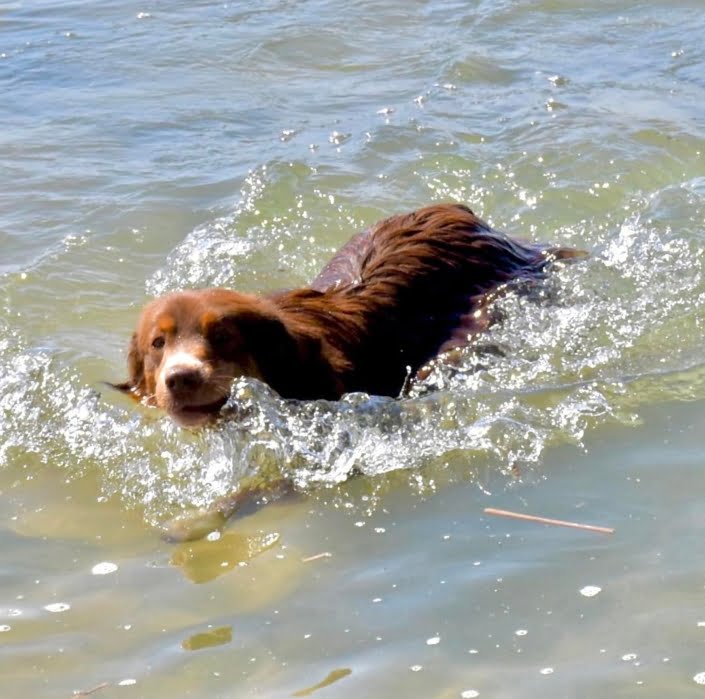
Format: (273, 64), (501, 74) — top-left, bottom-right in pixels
(91, 562), (118, 576)
(579, 585), (602, 598)
(44, 603), (70, 613)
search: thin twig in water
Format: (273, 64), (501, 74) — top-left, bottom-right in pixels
(484, 508), (614, 534)
(301, 552), (333, 563)
(73, 682), (109, 697)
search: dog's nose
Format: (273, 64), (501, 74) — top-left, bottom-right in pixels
(165, 367), (204, 394)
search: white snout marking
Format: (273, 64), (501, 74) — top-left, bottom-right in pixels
(162, 351), (206, 374)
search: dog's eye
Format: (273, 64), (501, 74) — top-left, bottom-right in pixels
(151, 336), (165, 350)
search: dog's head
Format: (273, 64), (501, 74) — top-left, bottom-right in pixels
(113, 289), (305, 426)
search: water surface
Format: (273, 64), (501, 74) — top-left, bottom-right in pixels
(2, 1), (705, 697)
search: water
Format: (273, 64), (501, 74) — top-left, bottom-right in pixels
(2, 1), (705, 696)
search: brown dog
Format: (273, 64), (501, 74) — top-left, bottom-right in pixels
(114, 203), (578, 426)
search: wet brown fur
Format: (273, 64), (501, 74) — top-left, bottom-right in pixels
(115, 203), (578, 423)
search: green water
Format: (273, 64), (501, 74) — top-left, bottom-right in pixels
(2, 1), (705, 696)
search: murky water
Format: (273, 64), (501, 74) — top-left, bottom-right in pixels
(2, 1), (705, 697)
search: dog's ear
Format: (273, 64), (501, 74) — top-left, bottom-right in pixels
(234, 311), (305, 397)
(234, 310), (339, 400)
(109, 333), (146, 400)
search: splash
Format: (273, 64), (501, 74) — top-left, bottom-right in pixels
(147, 163), (365, 296)
(2, 180), (705, 525)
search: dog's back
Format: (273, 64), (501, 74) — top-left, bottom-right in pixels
(282, 204), (578, 396)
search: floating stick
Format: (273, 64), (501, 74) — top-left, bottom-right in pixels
(302, 552), (333, 563)
(73, 683), (109, 697)
(484, 508), (614, 534)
